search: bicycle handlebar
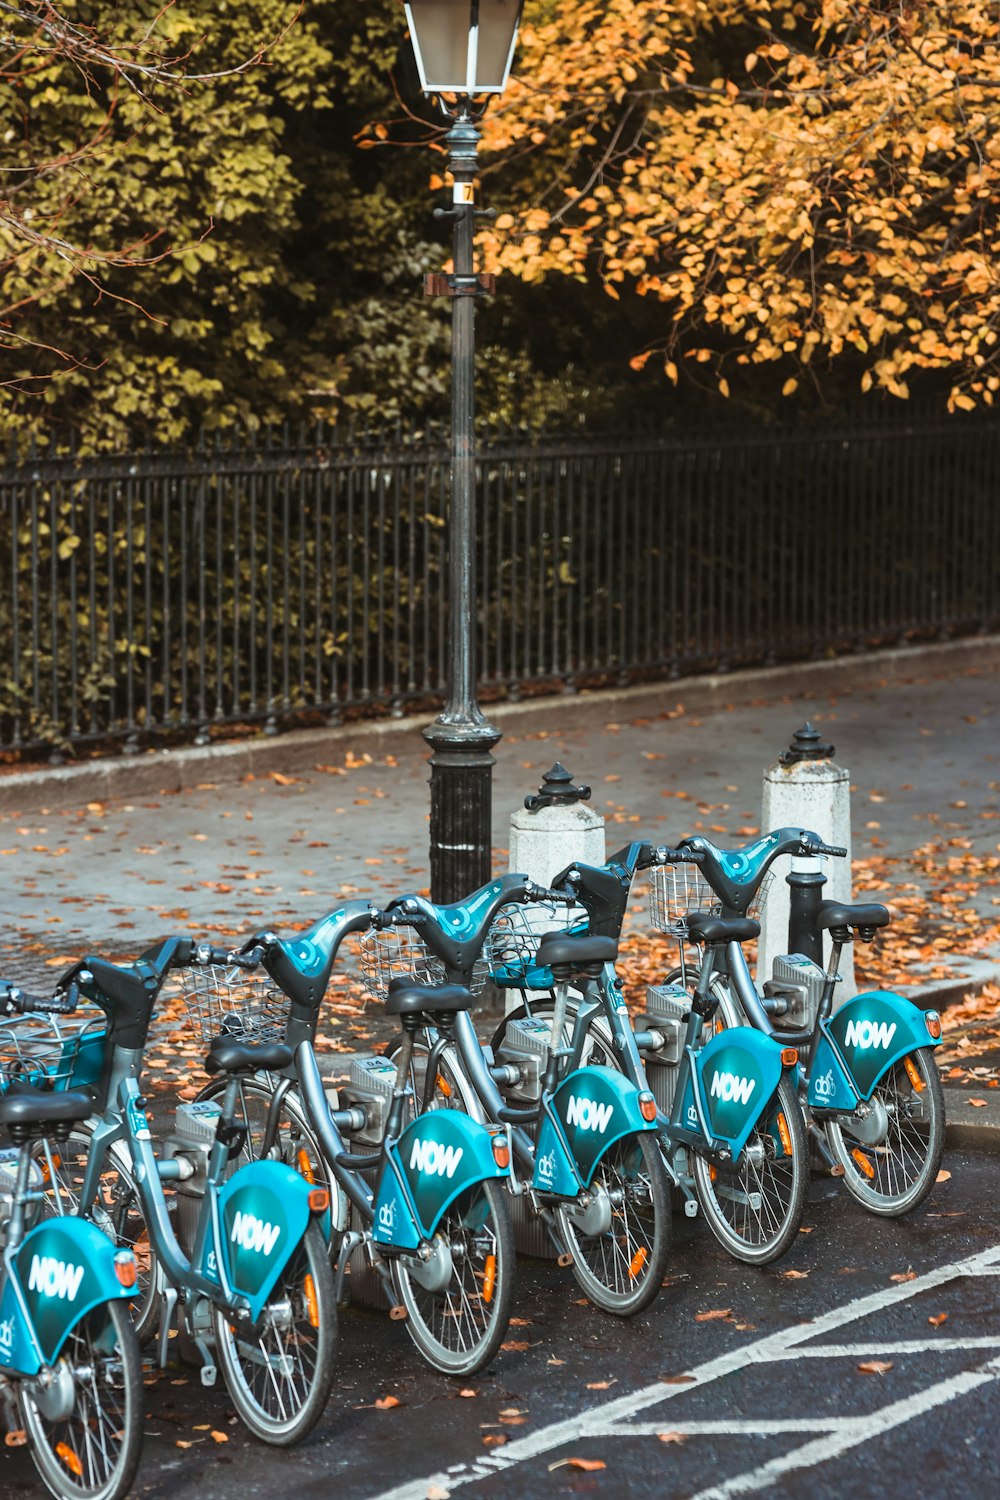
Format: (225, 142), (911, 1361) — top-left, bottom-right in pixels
(798, 839), (847, 859)
(649, 846), (705, 867)
(1, 980), (81, 1016)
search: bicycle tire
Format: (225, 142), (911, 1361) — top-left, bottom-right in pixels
(36, 1127), (162, 1347)
(392, 1177), (514, 1376)
(20, 1297), (143, 1500)
(555, 1131), (671, 1316)
(214, 1219), (337, 1445)
(691, 1074), (808, 1264)
(825, 1046), (945, 1216)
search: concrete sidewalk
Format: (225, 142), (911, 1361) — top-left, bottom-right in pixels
(1, 636), (998, 1146)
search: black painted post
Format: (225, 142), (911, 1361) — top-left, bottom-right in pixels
(423, 109), (501, 903)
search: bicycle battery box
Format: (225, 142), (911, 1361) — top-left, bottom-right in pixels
(641, 983), (689, 1066)
(495, 1016), (551, 1104)
(765, 954), (826, 1030)
(339, 1055), (397, 1147)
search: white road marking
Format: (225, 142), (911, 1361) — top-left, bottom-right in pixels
(690, 1355), (1000, 1500)
(364, 1242), (1000, 1500)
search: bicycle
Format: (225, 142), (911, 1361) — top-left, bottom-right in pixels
(30, 940), (338, 1446)
(0, 980), (142, 1500)
(647, 827), (945, 1216)
(446, 852), (815, 1260)
(184, 901), (517, 1377)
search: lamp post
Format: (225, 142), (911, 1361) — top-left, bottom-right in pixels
(404, 0), (523, 903)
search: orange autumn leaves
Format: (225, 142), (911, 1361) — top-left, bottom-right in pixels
(475, 0), (1000, 410)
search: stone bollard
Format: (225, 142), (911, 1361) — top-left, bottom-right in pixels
(757, 724), (855, 999)
(507, 763), (605, 1015)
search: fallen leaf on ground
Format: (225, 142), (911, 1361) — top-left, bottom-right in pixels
(660, 1374), (696, 1385)
(457, 1389), (477, 1399)
(548, 1459), (607, 1472)
(889, 1270), (916, 1283)
(374, 1395), (401, 1410)
(482, 1434), (507, 1448)
(427, 1486), (450, 1500)
(928, 1313), (949, 1327)
(587, 1381), (615, 1390)
(967, 1098), (987, 1107)
(658, 1432), (688, 1445)
(210, 1431), (229, 1443)
(936, 1170), (952, 1182)
(694, 1308), (732, 1321)
(780, 1269), (809, 1279)
(858, 1361), (894, 1375)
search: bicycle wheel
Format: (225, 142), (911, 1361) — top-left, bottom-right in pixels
(36, 1128), (161, 1347)
(555, 1132), (671, 1316)
(393, 1178), (514, 1376)
(20, 1297), (142, 1500)
(825, 1047), (945, 1216)
(214, 1219), (337, 1445)
(692, 1074), (808, 1264)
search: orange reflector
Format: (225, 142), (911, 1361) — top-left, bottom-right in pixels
(925, 1012), (942, 1040)
(776, 1112), (792, 1155)
(903, 1055), (925, 1093)
(780, 1047), (798, 1067)
(638, 1092), (658, 1123)
(436, 1073), (452, 1099)
(56, 1444), (83, 1478)
(308, 1188), (330, 1213)
(491, 1137), (510, 1170)
(114, 1252), (138, 1290)
(482, 1255), (496, 1304)
(852, 1148), (876, 1180)
(628, 1246), (648, 1281)
(709, 1166), (718, 1182)
(303, 1273), (320, 1328)
(296, 1149), (317, 1185)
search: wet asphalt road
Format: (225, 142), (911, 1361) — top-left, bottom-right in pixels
(5, 1148), (998, 1500)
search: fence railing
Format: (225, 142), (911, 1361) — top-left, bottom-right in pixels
(1, 414), (997, 759)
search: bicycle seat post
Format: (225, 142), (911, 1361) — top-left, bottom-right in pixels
(818, 937), (845, 1021)
(543, 966), (572, 1094)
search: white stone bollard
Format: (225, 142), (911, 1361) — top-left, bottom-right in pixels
(507, 763), (605, 1014)
(757, 724), (855, 999)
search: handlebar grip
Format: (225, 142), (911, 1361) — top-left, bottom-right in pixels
(2, 982), (80, 1015)
(804, 841), (847, 859)
(523, 884), (578, 905)
(654, 847), (705, 865)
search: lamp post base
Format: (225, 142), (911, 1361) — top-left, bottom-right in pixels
(423, 716), (501, 903)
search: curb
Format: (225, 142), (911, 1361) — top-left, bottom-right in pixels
(0, 634), (997, 815)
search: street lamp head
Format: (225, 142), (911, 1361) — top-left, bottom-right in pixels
(404, 0), (523, 97)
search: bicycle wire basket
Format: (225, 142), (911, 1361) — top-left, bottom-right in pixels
(483, 902), (590, 988)
(0, 1012), (108, 1094)
(358, 925), (488, 1004)
(648, 864), (774, 937)
(170, 964), (291, 1044)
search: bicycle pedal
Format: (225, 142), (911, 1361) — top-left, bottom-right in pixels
(389, 1305), (408, 1321)
(556, 1252), (573, 1268)
(200, 1364), (218, 1388)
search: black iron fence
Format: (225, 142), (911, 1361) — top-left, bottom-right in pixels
(1, 414), (997, 759)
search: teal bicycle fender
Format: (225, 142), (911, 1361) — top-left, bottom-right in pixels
(0, 1219), (136, 1374)
(373, 1111), (509, 1252)
(533, 1066), (657, 1195)
(691, 1027), (786, 1159)
(811, 991), (942, 1106)
(208, 1161), (314, 1322)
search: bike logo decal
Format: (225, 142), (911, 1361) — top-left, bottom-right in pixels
(230, 1210), (281, 1257)
(27, 1254), (84, 1303)
(536, 1148), (556, 1186)
(844, 1018), (897, 1051)
(0, 1315), (13, 1363)
(564, 1095), (614, 1134)
(709, 1071), (756, 1106)
(813, 1068), (837, 1101)
(409, 1138), (464, 1180)
(377, 1199), (396, 1236)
